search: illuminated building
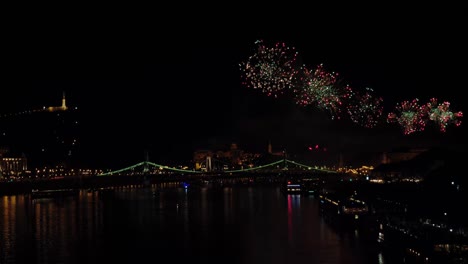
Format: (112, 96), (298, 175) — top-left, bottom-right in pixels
(193, 150), (213, 171)
(46, 92), (68, 112)
(0, 156), (27, 176)
(193, 143), (262, 171)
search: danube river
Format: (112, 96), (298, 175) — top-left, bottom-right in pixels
(1, 184), (406, 264)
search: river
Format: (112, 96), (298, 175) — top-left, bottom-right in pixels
(1, 184), (407, 264)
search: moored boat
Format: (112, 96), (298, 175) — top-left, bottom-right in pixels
(282, 177), (320, 195)
(318, 192), (370, 227)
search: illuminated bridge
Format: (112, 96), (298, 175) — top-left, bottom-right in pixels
(78, 158), (338, 190)
(0, 158), (340, 195)
(97, 159), (336, 177)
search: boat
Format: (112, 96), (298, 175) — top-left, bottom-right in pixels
(282, 179), (303, 194)
(282, 177), (320, 195)
(30, 188), (80, 199)
(376, 215), (468, 263)
(318, 192), (370, 227)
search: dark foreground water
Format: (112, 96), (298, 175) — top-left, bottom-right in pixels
(1, 185), (402, 264)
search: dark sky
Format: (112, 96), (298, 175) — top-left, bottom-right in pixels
(2, 5), (467, 167)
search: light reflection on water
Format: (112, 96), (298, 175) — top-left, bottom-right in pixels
(1, 186), (396, 264)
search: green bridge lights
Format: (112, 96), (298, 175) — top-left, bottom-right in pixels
(97, 159), (336, 176)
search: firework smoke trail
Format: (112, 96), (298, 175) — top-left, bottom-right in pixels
(239, 40), (299, 98)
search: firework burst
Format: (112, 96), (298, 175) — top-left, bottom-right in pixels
(387, 99), (428, 134)
(426, 98), (463, 132)
(293, 64), (345, 119)
(240, 41), (463, 135)
(240, 40), (299, 98)
(346, 87), (384, 128)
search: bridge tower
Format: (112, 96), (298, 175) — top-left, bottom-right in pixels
(143, 151), (149, 173)
(283, 149), (287, 169)
(206, 156), (212, 172)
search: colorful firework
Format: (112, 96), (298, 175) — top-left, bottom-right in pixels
(426, 98), (463, 132)
(346, 87), (384, 128)
(387, 99), (428, 135)
(239, 40), (299, 98)
(294, 64), (344, 119)
(239, 41), (463, 135)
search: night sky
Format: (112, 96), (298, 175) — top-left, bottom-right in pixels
(3, 5), (467, 168)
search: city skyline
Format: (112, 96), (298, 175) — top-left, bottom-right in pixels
(3, 6), (466, 168)
(2, 7), (467, 264)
